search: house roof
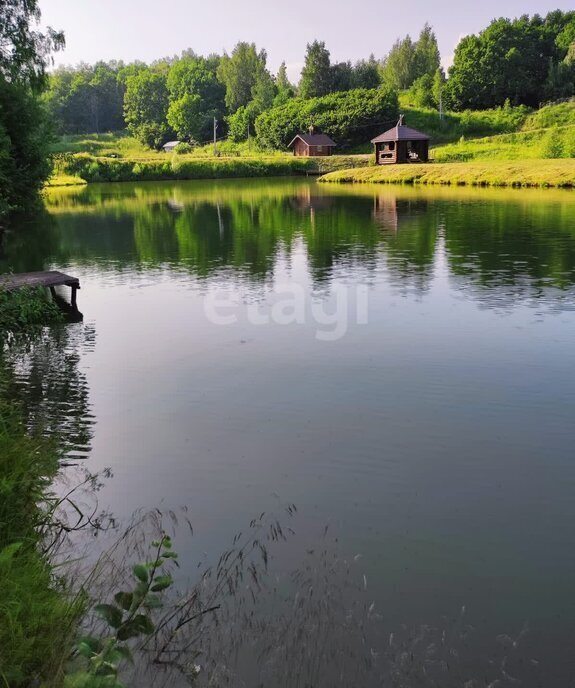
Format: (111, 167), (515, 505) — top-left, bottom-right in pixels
(371, 122), (430, 144)
(288, 133), (337, 148)
(163, 140), (181, 148)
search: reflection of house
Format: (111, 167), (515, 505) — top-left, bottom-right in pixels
(162, 141), (180, 153)
(371, 116), (430, 165)
(292, 187), (334, 211)
(373, 195), (399, 232)
(288, 133), (337, 157)
(166, 198), (185, 213)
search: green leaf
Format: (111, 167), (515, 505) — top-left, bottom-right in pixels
(132, 613), (155, 634)
(94, 603), (123, 629)
(114, 591), (134, 611)
(80, 636), (103, 652)
(116, 614), (154, 641)
(114, 645), (134, 664)
(134, 580), (149, 596)
(161, 551), (178, 559)
(143, 593), (163, 609)
(132, 564), (149, 583)
(116, 621), (140, 642)
(77, 641), (97, 658)
(151, 575), (173, 592)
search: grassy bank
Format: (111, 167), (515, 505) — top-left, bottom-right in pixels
(0, 289), (83, 687)
(49, 150), (370, 186)
(319, 159), (575, 188)
(47, 101), (575, 187)
(46, 174), (87, 188)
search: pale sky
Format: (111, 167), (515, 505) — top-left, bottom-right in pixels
(40, 0), (574, 80)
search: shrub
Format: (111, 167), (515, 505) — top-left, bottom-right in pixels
(255, 88), (399, 150)
(540, 127), (564, 158)
(173, 142), (193, 154)
(563, 127), (575, 158)
(407, 75), (436, 109)
(62, 153), (314, 182)
(0, 77), (53, 219)
(0, 287), (62, 340)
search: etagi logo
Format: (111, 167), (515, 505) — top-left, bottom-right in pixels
(204, 283), (369, 342)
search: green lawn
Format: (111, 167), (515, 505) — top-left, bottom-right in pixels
(319, 158), (575, 188)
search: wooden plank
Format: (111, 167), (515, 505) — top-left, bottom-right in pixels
(0, 271), (80, 291)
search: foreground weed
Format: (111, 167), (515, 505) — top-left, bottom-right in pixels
(66, 534), (177, 688)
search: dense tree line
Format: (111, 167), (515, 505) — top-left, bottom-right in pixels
(43, 12), (575, 150)
(445, 11), (575, 109)
(0, 0), (63, 222)
(43, 30), (435, 148)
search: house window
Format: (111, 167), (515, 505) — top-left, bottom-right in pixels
(317, 145), (323, 152)
(388, 142), (395, 151)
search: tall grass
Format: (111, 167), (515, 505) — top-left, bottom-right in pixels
(72, 508), (539, 688)
(523, 101), (575, 130)
(398, 94), (531, 144)
(0, 387), (85, 687)
(0, 287), (63, 337)
(0, 288), (83, 687)
(433, 125), (575, 163)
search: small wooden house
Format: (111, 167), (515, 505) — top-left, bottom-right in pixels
(288, 133), (337, 157)
(162, 140), (180, 153)
(371, 116), (430, 165)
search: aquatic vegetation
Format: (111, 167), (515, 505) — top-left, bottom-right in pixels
(0, 286), (63, 339)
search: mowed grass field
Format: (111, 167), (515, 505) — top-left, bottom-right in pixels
(319, 159), (575, 188)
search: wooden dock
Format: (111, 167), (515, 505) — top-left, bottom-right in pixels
(0, 270), (80, 308)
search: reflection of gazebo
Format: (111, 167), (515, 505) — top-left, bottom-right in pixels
(371, 116), (430, 165)
(373, 194), (399, 232)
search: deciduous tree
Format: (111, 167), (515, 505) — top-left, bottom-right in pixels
(0, 0), (64, 223)
(124, 70), (171, 149)
(351, 56), (381, 89)
(0, 0), (64, 90)
(217, 43), (267, 112)
(299, 41), (332, 98)
(380, 35), (416, 90)
(445, 11), (575, 110)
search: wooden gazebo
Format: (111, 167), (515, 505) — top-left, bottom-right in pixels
(371, 116), (430, 165)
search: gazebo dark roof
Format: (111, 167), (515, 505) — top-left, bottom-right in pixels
(288, 133), (337, 148)
(371, 121), (430, 144)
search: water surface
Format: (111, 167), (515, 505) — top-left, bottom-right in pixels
(4, 179), (575, 684)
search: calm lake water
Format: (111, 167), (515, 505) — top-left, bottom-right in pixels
(4, 179), (575, 685)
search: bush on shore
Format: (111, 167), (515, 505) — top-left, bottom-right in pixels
(61, 153), (316, 182)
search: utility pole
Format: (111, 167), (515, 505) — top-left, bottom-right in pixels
(213, 117), (218, 157)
